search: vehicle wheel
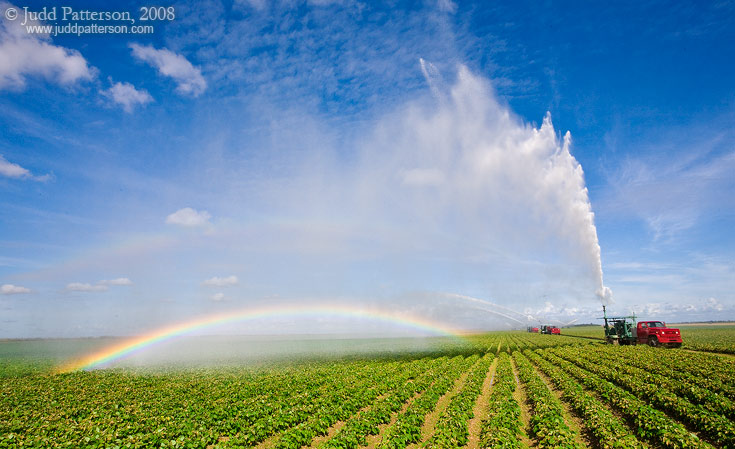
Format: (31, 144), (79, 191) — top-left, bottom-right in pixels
(648, 337), (659, 347)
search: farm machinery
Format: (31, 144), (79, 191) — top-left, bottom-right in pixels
(601, 305), (682, 347)
(526, 325), (560, 334)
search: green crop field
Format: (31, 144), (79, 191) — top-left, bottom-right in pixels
(2, 329), (735, 448)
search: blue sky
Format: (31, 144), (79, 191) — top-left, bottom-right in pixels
(1, 0), (734, 337)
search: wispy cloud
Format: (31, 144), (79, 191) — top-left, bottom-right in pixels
(602, 131), (735, 241)
(65, 277), (132, 291)
(102, 81), (153, 113)
(99, 277), (133, 286)
(209, 292), (225, 301)
(1, 284), (31, 295)
(0, 154), (31, 178)
(437, 0), (458, 14)
(0, 155), (50, 181)
(235, 0), (266, 10)
(65, 282), (108, 292)
(129, 43), (207, 96)
(165, 207), (212, 227)
(166, 0), (472, 115)
(202, 275), (238, 287)
(0, 2), (94, 89)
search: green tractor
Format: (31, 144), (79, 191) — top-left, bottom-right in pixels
(600, 305), (637, 345)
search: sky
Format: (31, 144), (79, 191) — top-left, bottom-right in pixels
(1, 0), (734, 338)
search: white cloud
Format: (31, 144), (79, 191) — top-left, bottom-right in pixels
(236, 0), (267, 9)
(437, 0), (457, 13)
(99, 277), (133, 286)
(165, 207), (212, 227)
(0, 2), (94, 89)
(0, 155), (50, 181)
(129, 43), (206, 96)
(1, 284), (31, 295)
(209, 292), (225, 301)
(703, 297), (725, 312)
(307, 0), (345, 5)
(632, 297), (730, 317)
(66, 282), (108, 292)
(65, 278), (131, 291)
(102, 81), (153, 113)
(603, 141), (735, 241)
(0, 154), (30, 178)
(202, 275), (238, 287)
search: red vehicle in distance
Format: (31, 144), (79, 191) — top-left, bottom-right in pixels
(540, 325), (560, 335)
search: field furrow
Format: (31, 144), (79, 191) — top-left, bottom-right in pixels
(524, 349), (648, 449)
(376, 355), (476, 449)
(424, 353), (495, 448)
(551, 346), (735, 447)
(538, 349), (713, 449)
(513, 350), (582, 449)
(478, 352), (523, 449)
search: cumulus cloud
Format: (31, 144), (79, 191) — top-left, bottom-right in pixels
(202, 275), (238, 287)
(0, 155), (50, 181)
(99, 277), (133, 286)
(703, 297), (725, 312)
(102, 81), (153, 113)
(165, 207), (212, 227)
(0, 2), (94, 89)
(129, 43), (207, 96)
(66, 282), (108, 292)
(209, 292), (225, 301)
(1, 284), (31, 295)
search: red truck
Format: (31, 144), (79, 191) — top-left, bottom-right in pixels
(636, 321), (682, 348)
(540, 325), (561, 335)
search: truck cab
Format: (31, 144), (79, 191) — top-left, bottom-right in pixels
(636, 321), (682, 347)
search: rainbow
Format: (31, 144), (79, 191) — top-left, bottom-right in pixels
(57, 304), (465, 372)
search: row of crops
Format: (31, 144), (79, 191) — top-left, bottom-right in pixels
(2, 331), (735, 448)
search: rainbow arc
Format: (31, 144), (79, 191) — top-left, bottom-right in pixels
(57, 304), (465, 372)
